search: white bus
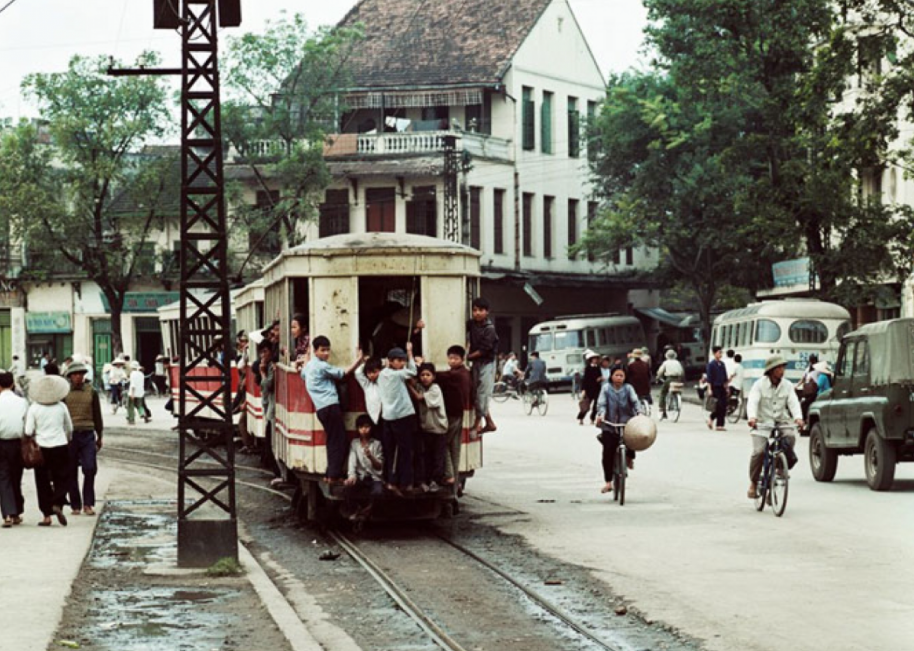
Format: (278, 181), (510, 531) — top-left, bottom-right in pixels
(710, 299), (851, 392)
(528, 314), (647, 386)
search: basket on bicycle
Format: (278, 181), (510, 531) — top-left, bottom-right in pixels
(623, 414), (658, 452)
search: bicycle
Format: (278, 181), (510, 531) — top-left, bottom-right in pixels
(639, 396), (652, 419)
(665, 382), (683, 423)
(753, 424), (792, 517)
(492, 377), (522, 403)
(600, 422), (628, 506)
(727, 390), (744, 424)
(522, 383), (548, 416)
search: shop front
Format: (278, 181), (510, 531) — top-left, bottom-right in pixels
(26, 311), (72, 368)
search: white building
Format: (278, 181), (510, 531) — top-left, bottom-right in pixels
(254, 0), (661, 353)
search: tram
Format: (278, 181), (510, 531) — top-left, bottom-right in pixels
(262, 233), (483, 522)
(710, 299), (852, 392)
(528, 314), (647, 386)
(235, 279), (265, 440)
(157, 291), (241, 429)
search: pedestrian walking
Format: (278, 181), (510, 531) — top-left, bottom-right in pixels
(108, 358), (127, 413)
(706, 346), (728, 430)
(63, 362), (104, 516)
(576, 351), (602, 425)
(25, 374), (73, 526)
(0, 371), (28, 527)
(154, 355), (168, 396)
(127, 363), (150, 424)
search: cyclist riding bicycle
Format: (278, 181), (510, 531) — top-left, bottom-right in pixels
(500, 352), (521, 388)
(656, 349), (684, 420)
(524, 351), (548, 394)
(746, 355), (803, 499)
(595, 365), (643, 493)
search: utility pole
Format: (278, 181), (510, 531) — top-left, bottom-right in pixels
(110, 0), (242, 567)
(443, 135), (460, 242)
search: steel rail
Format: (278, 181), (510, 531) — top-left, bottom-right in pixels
(105, 444), (270, 476)
(434, 533), (622, 651)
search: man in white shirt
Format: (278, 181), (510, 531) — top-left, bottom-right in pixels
(656, 349), (685, 420)
(746, 355), (803, 499)
(127, 364), (150, 425)
(0, 371), (28, 527)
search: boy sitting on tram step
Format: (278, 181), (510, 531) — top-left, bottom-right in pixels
(302, 336), (362, 484)
(467, 297), (499, 434)
(378, 343), (418, 496)
(344, 414), (385, 521)
(435, 345), (475, 490)
(408, 362), (449, 491)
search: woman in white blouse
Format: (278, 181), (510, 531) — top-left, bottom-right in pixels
(24, 376), (73, 526)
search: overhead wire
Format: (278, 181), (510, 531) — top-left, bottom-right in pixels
(0, 0), (21, 16)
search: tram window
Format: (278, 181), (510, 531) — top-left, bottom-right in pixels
(529, 333), (553, 352)
(358, 277), (422, 358)
(788, 320), (828, 344)
(555, 330), (583, 351)
(755, 319), (781, 344)
(289, 278), (310, 364)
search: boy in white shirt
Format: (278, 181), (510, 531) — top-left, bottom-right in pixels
(344, 414), (385, 521)
(127, 364), (150, 425)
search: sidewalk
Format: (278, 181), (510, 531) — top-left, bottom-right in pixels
(0, 465), (113, 651)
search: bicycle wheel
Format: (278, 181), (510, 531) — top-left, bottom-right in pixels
(616, 445), (626, 506)
(668, 394), (681, 423)
(492, 381), (509, 404)
(727, 397), (742, 423)
(770, 452), (789, 517)
(522, 390), (534, 415)
(640, 399), (652, 419)
(754, 458), (769, 512)
(536, 390), (548, 416)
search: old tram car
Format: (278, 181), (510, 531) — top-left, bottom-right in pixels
(262, 233), (482, 522)
(235, 279), (266, 440)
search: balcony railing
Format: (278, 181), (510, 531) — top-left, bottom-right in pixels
(326, 130), (512, 161)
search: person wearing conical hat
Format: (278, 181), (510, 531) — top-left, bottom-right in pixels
(24, 373), (73, 526)
(745, 356), (803, 500)
(63, 362), (104, 516)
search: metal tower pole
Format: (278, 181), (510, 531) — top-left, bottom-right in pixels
(443, 135), (460, 242)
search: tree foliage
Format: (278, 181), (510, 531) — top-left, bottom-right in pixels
(587, 0), (914, 335)
(16, 53), (173, 353)
(222, 13), (363, 262)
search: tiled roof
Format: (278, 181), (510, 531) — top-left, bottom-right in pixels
(338, 0), (553, 90)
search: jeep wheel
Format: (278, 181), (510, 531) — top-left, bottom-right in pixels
(864, 428), (897, 491)
(809, 424), (837, 482)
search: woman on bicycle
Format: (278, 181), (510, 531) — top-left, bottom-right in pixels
(576, 351), (602, 425)
(595, 366), (642, 494)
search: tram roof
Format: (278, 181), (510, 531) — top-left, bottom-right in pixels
(263, 233), (481, 274)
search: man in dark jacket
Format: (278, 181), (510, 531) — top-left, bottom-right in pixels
(627, 349), (653, 405)
(64, 362), (104, 516)
(706, 346), (729, 430)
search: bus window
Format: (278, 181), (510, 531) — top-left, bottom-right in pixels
(529, 333), (553, 352)
(555, 330), (583, 351)
(711, 326), (719, 347)
(835, 321), (851, 341)
(585, 329), (597, 348)
(743, 321), (752, 346)
(755, 319), (781, 344)
(788, 320), (828, 344)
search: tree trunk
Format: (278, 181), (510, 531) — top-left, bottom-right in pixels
(101, 287), (125, 357)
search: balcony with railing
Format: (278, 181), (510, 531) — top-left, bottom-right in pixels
(323, 130), (512, 162)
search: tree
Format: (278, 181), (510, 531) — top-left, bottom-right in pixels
(584, 72), (771, 343)
(18, 53), (173, 355)
(221, 12), (363, 273)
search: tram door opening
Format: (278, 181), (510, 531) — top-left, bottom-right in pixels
(290, 278), (310, 365)
(358, 277), (422, 359)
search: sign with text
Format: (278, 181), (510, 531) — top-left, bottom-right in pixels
(772, 258), (812, 288)
(99, 292), (180, 313)
(26, 311), (72, 333)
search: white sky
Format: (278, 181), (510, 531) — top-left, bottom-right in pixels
(0, 0), (649, 119)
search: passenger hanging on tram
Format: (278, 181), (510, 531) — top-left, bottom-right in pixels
(377, 343), (418, 496)
(302, 336), (363, 484)
(344, 414), (384, 522)
(409, 362), (449, 492)
(257, 341), (281, 485)
(435, 345), (474, 490)
(467, 297), (498, 435)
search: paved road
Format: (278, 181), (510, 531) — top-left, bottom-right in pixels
(472, 393), (914, 651)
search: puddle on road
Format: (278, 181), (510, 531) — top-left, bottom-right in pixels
(71, 501), (246, 651)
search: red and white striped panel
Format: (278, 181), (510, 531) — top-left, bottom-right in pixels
(243, 367), (264, 439)
(168, 365), (240, 424)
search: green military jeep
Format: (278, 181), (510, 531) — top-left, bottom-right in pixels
(807, 318), (914, 491)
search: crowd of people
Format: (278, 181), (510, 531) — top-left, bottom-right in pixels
(0, 358), (104, 528)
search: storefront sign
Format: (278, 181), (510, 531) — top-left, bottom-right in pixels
(772, 258), (812, 288)
(100, 292), (180, 313)
(25, 311), (72, 333)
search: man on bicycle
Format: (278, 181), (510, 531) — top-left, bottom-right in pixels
(524, 352), (548, 399)
(746, 355), (803, 499)
(656, 349), (684, 420)
(500, 352), (521, 388)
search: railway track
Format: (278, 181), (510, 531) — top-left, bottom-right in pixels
(104, 443), (627, 651)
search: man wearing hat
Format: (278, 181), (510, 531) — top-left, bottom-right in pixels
(745, 355), (803, 499)
(64, 362), (104, 516)
(108, 358), (127, 413)
(626, 348), (653, 409)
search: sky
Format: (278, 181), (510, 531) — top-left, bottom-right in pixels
(0, 0), (650, 119)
